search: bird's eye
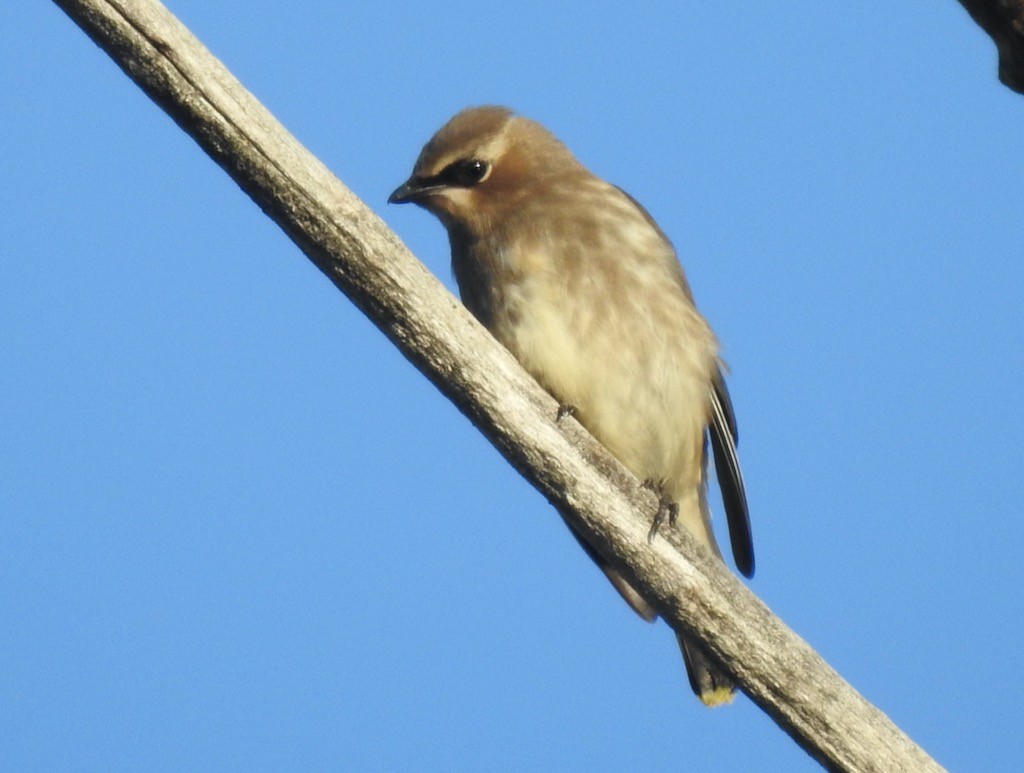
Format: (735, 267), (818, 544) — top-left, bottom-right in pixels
(444, 159), (490, 188)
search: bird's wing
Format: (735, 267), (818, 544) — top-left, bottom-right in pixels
(708, 367), (754, 577)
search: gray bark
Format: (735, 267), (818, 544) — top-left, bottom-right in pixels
(51, 1), (946, 770)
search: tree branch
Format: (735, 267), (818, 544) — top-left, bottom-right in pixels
(958, 0), (1024, 94)
(52, 1), (944, 770)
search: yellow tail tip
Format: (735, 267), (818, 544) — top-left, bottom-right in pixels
(699, 686), (737, 708)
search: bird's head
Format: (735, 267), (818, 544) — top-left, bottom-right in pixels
(388, 106), (582, 236)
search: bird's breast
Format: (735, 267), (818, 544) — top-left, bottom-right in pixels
(464, 241), (714, 494)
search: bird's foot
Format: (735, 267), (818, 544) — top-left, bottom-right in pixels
(556, 403), (578, 422)
(642, 479), (678, 543)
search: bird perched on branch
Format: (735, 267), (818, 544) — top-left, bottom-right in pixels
(389, 106), (753, 707)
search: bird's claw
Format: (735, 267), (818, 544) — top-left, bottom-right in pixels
(642, 479), (678, 543)
(556, 403), (578, 422)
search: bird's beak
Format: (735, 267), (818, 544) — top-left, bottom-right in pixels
(387, 180), (418, 204)
(388, 177), (445, 205)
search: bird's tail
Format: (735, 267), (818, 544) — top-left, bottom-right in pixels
(677, 633), (736, 707)
(564, 495), (738, 707)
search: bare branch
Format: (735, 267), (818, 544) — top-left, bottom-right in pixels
(958, 0), (1024, 94)
(52, 1), (944, 770)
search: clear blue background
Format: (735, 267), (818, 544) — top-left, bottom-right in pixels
(3, 3), (1021, 771)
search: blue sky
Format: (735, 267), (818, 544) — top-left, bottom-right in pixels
(3, 2), (1022, 771)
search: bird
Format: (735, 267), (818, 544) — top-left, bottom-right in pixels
(388, 106), (753, 707)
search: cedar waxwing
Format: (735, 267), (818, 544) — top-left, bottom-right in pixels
(389, 106), (753, 707)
